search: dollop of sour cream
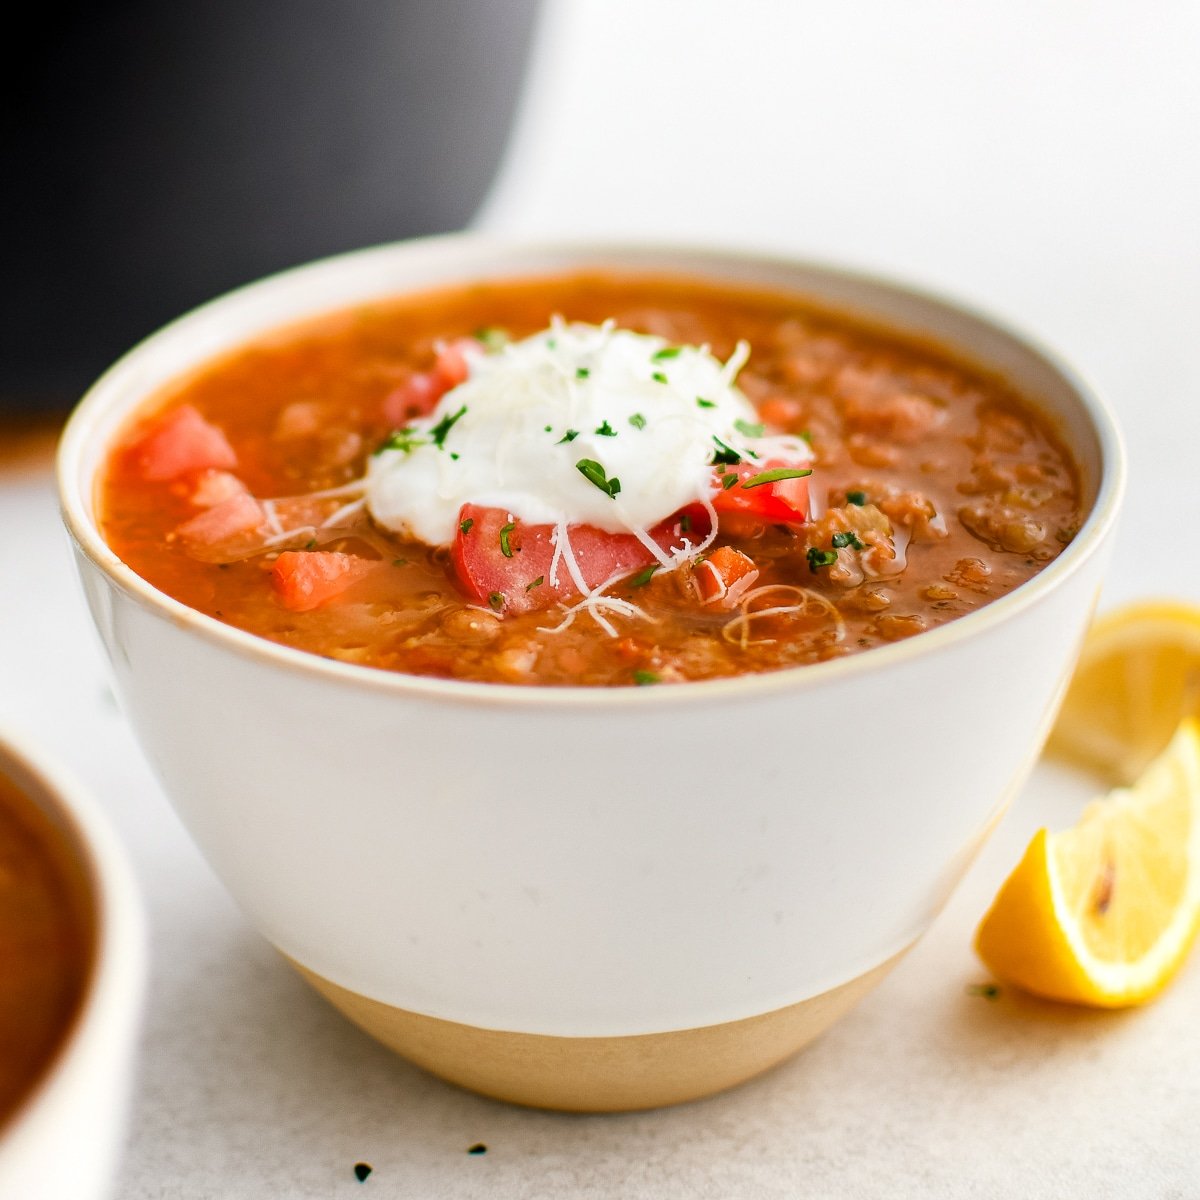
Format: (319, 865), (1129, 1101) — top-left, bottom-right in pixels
(366, 321), (811, 547)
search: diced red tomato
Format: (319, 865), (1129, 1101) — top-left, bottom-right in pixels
(130, 405), (237, 482)
(432, 338), (472, 388)
(691, 546), (760, 608)
(381, 338), (476, 424)
(711, 459), (810, 525)
(452, 503), (711, 615)
(175, 491), (265, 548)
(270, 551), (378, 612)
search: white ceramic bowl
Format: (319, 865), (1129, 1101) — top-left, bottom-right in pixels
(58, 236), (1124, 1110)
(0, 728), (144, 1198)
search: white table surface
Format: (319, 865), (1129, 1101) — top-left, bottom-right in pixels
(4, 1), (1200, 1195)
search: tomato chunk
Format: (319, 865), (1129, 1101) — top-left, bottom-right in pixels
(271, 551), (378, 612)
(692, 546), (760, 608)
(130, 405), (237, 481)
(176, 491), (265, 548)
(452, 503), (710, 615)
(712, 459), (810, 525)
(381, 338), (476, 424)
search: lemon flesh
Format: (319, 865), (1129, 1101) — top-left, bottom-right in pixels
(975, 720), (1200, 1007)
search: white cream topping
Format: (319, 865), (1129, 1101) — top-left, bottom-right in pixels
(365, 321), (811, 547)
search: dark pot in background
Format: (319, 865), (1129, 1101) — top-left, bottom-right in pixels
(0, 0), (540, 410)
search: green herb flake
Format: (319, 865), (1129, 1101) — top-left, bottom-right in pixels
(499, 521), (516, 558)
(722, 473), (738, 490)
(595, 419), (617, 437)
(354, 1162), (373, 1182)
(525, 576), (544, 592)
(799, 429), (814, 445)
(473, 326), (509, 352)
(633, 669), (661, 686)
(392, 558), (408, 567)
(627, 564), (658, 588)
(651, 346), (682, 361)
(305, 538), (317, 550)
(576, 458), (621, 498)
(629, 412), (647, 430)
(487, 592), (504, 611)
(459, 517), (474, 535)
(966, 982), (1001, 1000)
(544, 424), (552, 432)
(652, 371), (669, 385)
(846, 490), (867, 506)
(557, 429), (580, 444)
(696, 397), (717, 409)
(449, 452), (460, 461)
(711, 437), (742, 466)
(807, 547), (838, 572)
(375, 428), (426, 455)
(430, 404), (467, 449)
(734, 418), (765, 438)
(679, 511), (692, 533)
(831, 531), (865, 550)
(576, 367), (591, 379)
(741, 467), (813, 489)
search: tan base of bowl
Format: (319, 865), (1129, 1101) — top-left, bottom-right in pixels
(290, 953), (902, 1111)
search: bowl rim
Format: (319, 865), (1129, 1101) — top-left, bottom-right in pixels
(0, 724), (144, 1155)
(57, 232), (1127, 711)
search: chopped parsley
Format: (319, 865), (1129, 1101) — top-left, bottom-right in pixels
(651, 346), (682, 361)
(831, 530), (865, 550)
(966, 983), (1001, 1000)
(459, 517), (474, 535)
(846, 490), (867, 506)
(305, 538), (317, 550)
(576, 458), (621, 498)
(429, 404), (467, 449)
(627, 564), (658, 588)
(473, 326), (509, 352)
(594, 419), (617, 437)
(629, 412), (647, 430)
(487, 592), (504, 611)
(576, 366), (590, 379)
(652, 371), (669, 384)
(633, 669), (661, 686)
(499, 521), (516, 558)
(679, 511), (692, 532)
(799, 429), (814, 444)
(375, 427), (426, 454)
(544, 424), (552, 432)
(525, 576), (544, 591)
(721, 472), (738, 489)
(734, 418), (765, 438)
(392, 557), (408, 567)
(741, 467), (812, 489)
(807, 547), (838, 572)
(557, 429), (580, 444)
(711, 436), (741, 466)
(696, 397), (716, 409)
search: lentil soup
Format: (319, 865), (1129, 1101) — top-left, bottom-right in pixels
(0, 771), (93, 1128)
(99, 273), (1081, 686)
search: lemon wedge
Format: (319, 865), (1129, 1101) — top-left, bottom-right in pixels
(1047, 600), (1200, 786)
(975, 719), (1200, 1006)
